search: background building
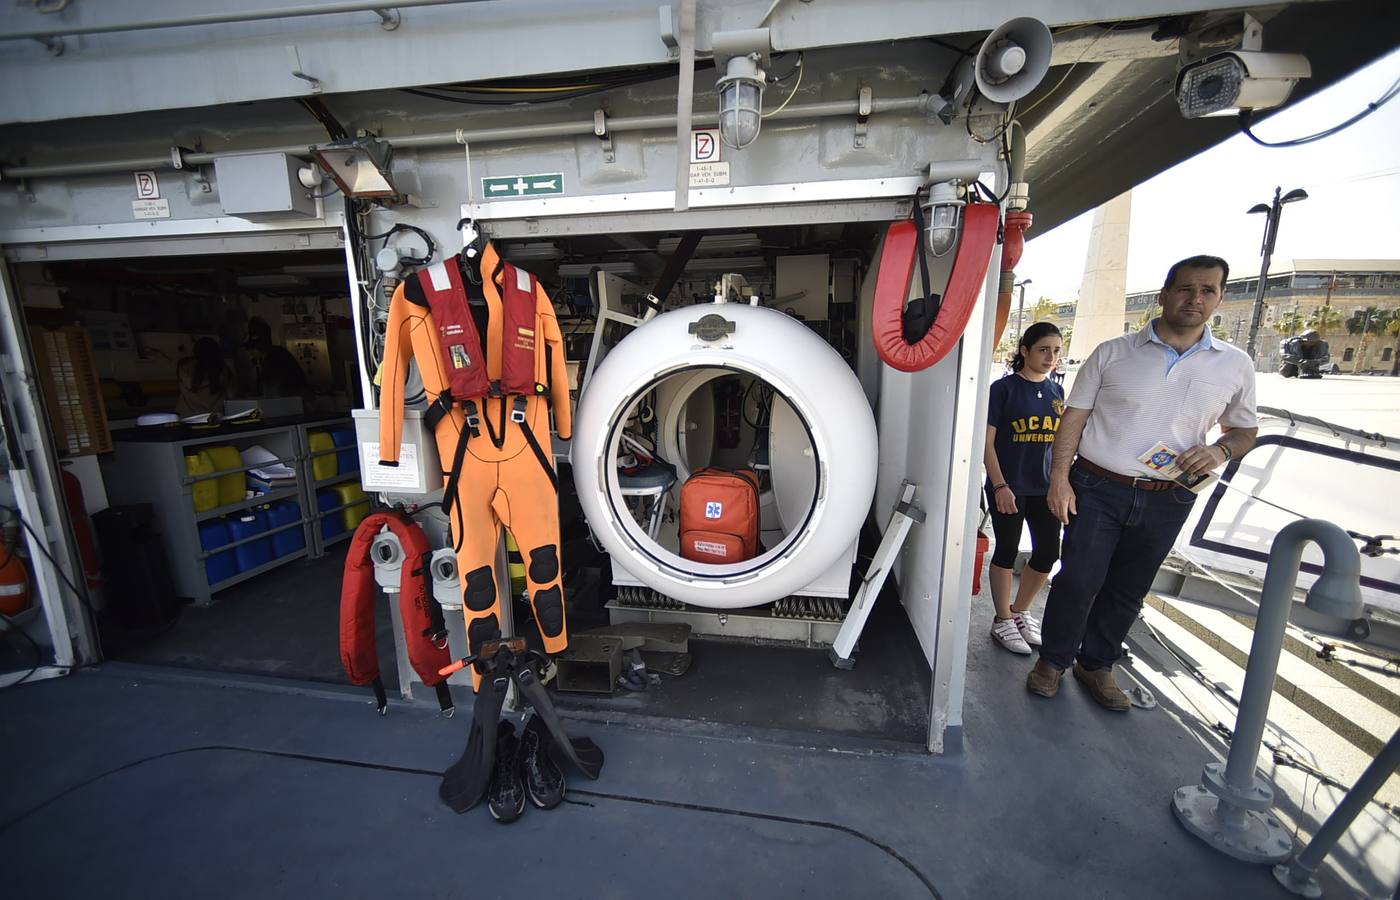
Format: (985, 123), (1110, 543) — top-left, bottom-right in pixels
(1124, 259), (1400, 373)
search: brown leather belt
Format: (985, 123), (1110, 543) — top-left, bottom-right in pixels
(1074, 458), (1176, 491)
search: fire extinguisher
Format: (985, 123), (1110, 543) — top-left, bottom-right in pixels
(61, 467), (102, 589)
(0, 532), (30, 617)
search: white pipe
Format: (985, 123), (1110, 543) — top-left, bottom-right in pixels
(673, 0), (697, 213)
(1, 95), (935, 181)
(0, 0), (489, 41)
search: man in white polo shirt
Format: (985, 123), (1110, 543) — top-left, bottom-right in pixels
(1027, 255), (1258, 709)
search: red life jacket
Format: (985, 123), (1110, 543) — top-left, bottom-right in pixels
(415, 254), (538, 400)
(873, 201), (1000, 372)
(340, 511), (454, 714)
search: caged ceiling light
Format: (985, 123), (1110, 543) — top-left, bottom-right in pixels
(712, 28), (772, 151)
(716, 54), (766, 150)
(921, 180), (965, 257)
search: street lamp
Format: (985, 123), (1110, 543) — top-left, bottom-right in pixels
(1014, 278), (1033, 342)
(1244, 186), (1308, 362)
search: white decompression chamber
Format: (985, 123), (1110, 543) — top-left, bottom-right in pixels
(571, 299), (877, 609)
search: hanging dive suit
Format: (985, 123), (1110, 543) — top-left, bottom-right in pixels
(340, 511), (454, 714)
(378, 243), (572, 682)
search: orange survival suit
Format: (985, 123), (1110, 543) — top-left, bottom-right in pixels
(378, 243), (571, 678)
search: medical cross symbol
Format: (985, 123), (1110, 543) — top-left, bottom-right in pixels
(705, 501), (723, 519)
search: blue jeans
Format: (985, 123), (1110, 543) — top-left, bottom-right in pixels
(1038, 465), (1198, 671)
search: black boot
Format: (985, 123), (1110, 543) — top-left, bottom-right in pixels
(520, 715), (565, 810)
(487, 721), (525, 823)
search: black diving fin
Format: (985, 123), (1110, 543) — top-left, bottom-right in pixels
(513, 663), (604, 780)
(439, 672), (509, 813)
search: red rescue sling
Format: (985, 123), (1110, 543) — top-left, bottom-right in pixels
(340, 511), (454, 715)
(873, 201), (1000, 372)
(415, 254), (538, 402)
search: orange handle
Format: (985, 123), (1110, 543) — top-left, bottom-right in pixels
(438, 658), (468, 677)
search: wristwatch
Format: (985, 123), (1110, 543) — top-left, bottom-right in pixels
(1215, 443), (1233, 464)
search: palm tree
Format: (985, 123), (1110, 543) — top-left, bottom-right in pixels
(1307, 304), (1344, 337)
(1275, 310), (1307, 336)
(1030, 296), (1058, 324)
(1387, 315), (1400, 377)
(1349, 307), (1396, 373)
(1137, 303), (1161, 330)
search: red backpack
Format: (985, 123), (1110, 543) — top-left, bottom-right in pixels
(679, 468), (760, 564)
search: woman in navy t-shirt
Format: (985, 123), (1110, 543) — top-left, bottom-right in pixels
(983, 322), (1064, 654)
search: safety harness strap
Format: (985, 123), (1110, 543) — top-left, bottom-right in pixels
(514, 396), (559, 493)
(438, 399), (481, 552)
(901, 197), (944, 344)
(413, 550), (449, 646)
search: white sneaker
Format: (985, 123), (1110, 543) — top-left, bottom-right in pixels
(991, 617), (1032, 654)
(1013, 611), (1042, 648)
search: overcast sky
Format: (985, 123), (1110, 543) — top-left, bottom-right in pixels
(1017, 48), (1400, 302)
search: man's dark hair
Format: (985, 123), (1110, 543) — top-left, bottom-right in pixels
(1163, 255), (1230, 291)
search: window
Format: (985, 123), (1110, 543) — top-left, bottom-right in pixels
(1384, 348), (1394, 362)
(1343, 348), (1355, 362)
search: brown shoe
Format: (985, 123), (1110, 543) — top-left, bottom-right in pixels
(1026, 659), (1063, 698)
(1073, 663), (1131, 711)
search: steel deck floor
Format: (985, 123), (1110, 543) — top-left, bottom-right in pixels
(2, 632), (1377, 899)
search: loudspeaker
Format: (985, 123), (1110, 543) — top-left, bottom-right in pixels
(974, 17), (1052, 103)
(93, 504), (181, 629)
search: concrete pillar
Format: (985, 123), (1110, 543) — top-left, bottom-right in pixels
(1067, 191), (1132, 361)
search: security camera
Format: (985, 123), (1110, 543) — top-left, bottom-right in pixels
(1176, 50), (1310, 118)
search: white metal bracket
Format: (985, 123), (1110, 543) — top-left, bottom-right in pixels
(171, 145), (212, 193)
(287, 45), (322, 93)
(830, 480), (923, 668)
(374, 8), (402, 31)
(854, 86), (873, 149)
(594, 110), (615, 163)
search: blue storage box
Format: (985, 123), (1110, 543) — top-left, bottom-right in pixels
(330, 426), (359, 474)
(317, 488), (346, 540)
(267, 501), (306, 557)
(198, 519), (237, 585)
(229, 510), (274, 572)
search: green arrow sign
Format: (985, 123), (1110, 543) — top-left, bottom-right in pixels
(481, 173), (565, 198)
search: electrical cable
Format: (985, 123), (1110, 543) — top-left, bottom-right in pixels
(402, 65), (702, 108)
(1016, 22), (1124, 121)
(0, 609), (43, 690)
(1239, 75), (1400, 148)
(965, 100), (1014, 145)
(307, 184), (342, 200)
(762, 54), (804, 119)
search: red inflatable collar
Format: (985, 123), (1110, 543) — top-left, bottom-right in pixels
(873, 202), (1000, 373)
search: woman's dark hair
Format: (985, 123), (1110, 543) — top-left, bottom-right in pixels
(190, 337), (226, 393)
(1010, 321), (1062, 371)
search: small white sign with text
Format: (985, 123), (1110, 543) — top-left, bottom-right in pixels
(359, 441), (424, 492)
(688, 162), (731, 187)
(132, 199), (171, 219)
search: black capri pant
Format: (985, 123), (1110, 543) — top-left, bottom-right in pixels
(985, 487), (1062, 573)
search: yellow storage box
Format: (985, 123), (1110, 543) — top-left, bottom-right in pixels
(203, 445), (246, 506)
(333, 483), (371, 531)
(308, 431), (338, 481)
(185, 451), (220, 513)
